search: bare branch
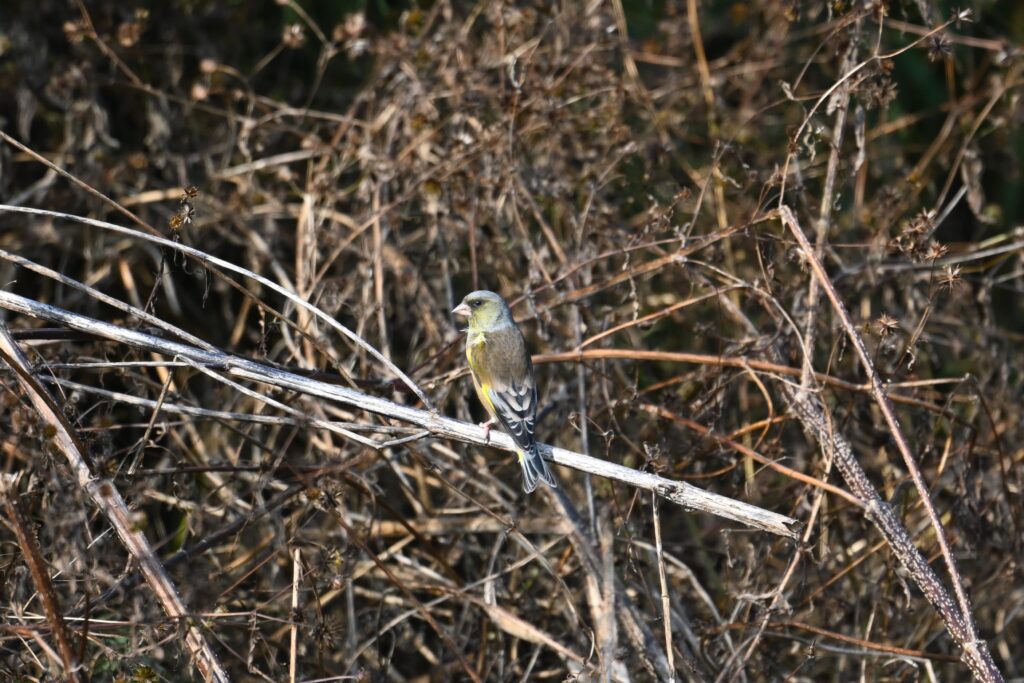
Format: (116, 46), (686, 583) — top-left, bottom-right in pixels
(0, 289), (799, 538)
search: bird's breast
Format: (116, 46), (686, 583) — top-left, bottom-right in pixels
(467, 331), (495, 381)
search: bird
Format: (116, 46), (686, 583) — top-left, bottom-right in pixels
(452, 290), (557, 493)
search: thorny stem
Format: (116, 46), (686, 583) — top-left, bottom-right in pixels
(778, 205), (1002, 681)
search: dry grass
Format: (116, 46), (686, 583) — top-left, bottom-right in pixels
(1, 1), (1023, 681)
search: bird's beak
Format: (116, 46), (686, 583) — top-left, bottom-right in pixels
(452, 302), (470, 317)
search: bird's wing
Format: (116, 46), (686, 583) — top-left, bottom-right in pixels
(485, 375), (537, 451)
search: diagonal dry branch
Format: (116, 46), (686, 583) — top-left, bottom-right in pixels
(776, 205), (1002, 682)
(0, 325), (230, 683)
(671, 250), (1004, 680)
(1, 479), (81, 682)
(0, 203), (430, 408)
(0, 289), (799, 539)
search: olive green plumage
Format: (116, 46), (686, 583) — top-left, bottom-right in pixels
(453, 290), (557, 493)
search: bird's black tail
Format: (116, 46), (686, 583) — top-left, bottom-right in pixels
(518, 444), (557, 493)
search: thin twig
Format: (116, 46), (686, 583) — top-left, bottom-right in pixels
(652, 493), (676, 682)
(289, 547), (300, 683)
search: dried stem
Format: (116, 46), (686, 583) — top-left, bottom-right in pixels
(1, 483), (81, 682)
(777, 205), (1001, 682)
(0, 325), (229, 683)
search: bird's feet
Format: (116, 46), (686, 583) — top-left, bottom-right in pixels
(479, 418), (496, 444)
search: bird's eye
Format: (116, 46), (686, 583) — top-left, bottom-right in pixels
(470, 300), (481, 308)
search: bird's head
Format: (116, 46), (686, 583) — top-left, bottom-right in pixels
(452, 290), (511, 331)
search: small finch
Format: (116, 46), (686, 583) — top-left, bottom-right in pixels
(452, 290), (557, 493)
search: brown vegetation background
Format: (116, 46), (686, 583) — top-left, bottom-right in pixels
(1, 0), (1024, 681)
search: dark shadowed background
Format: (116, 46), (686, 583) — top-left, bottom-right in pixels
(1, 0), (1023, 680)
